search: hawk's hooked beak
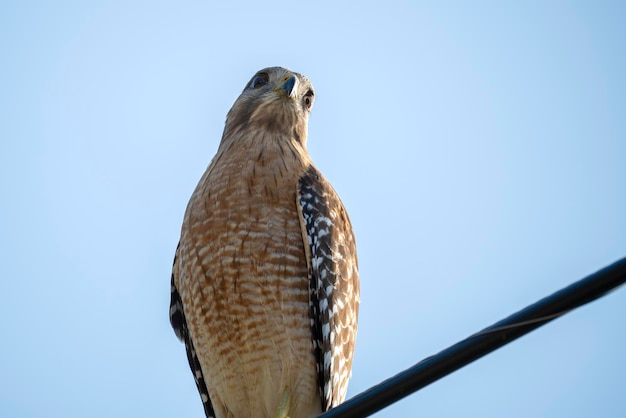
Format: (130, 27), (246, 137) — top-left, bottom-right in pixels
(277, 74), (297, 99)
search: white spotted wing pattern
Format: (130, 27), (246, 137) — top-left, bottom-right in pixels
(297, 165), (360, 411)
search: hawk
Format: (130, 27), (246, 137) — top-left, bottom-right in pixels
(169, 67), (360, 418)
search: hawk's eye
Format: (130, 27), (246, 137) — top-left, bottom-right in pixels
(250, 73), (269, 89)
(304, 90), (314, 109)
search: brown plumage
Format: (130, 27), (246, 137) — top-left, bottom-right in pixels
(170, 67), (359, 418)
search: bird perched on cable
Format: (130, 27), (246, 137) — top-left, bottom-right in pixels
(169, 67), (360, 418)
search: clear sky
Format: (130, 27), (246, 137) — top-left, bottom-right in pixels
(1, 1), (625, 417)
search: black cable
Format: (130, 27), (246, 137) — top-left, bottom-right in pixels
(318, 257), (626, 418)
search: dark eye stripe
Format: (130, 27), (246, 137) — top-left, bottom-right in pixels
(304, 90), (314, 108)
(250, 73), (269, 89)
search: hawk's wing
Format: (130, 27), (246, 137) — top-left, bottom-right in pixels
(170, 245), (216, 418)
(297, 165), (360, 411)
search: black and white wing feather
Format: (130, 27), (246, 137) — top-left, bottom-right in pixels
(297, 165), (360, 411)
(169, 244), (216, 418)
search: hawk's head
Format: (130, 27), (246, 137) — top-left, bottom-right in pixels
(222, 67), (315, 145)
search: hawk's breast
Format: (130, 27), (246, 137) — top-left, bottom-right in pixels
(177, 137), (321, 417)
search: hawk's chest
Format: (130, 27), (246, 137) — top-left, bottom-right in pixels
(178, 140), (321, 417)
(184, 142), (309, 303)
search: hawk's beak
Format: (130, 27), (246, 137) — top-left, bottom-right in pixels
(278, 75), (297, 99)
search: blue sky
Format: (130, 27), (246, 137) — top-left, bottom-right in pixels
(1, 1), (625, 417)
